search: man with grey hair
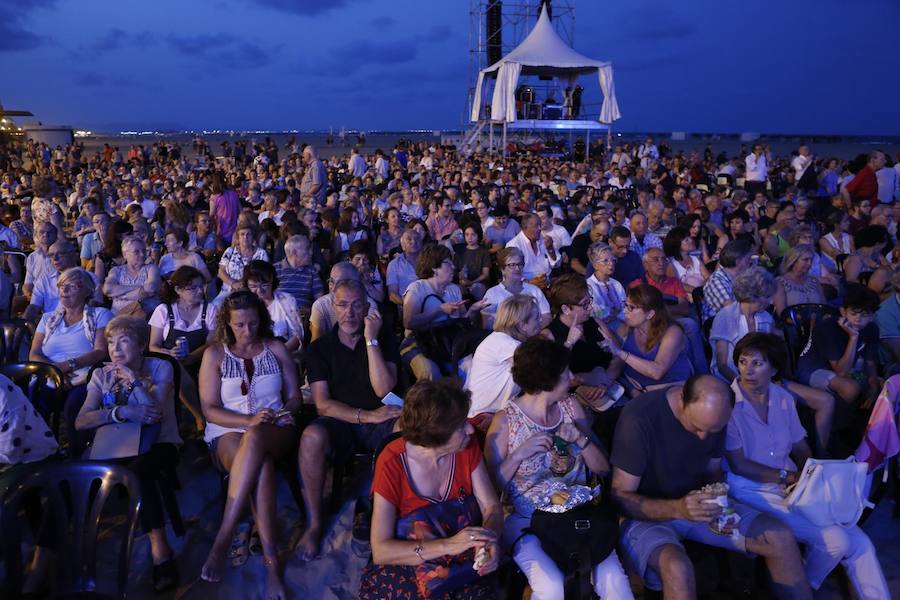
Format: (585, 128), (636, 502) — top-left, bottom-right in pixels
(25, 238), (101, 321)
(274, 234), (324, 318)
(309, 261), (376, 341)
(301, 145), (328, 206)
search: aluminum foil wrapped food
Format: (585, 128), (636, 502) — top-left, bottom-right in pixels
(532, 479), (601, 513)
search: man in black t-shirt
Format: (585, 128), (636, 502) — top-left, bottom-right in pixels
(296, 279), (400, 560)
(611, 375), (810, 598)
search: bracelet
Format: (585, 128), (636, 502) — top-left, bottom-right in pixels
(110, 405), (125, 424)
(357, 408), (362, 425)
(413, 543), (425, 563)
(578, 434), (590, 449)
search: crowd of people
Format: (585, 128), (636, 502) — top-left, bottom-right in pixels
(1, 133), (899, 599)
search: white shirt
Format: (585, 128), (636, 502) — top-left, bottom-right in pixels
(25, 249), (54, 287)
(505, 231), (560, 280)
(464, 332), (521, 416)
(876, 167), (897, 204)
(348, 154), (367, 177)
(148, 301), (217, 339)
(375, 156), (390, 180)
(542, 224), (572, 253)
(791, 154), (813, 182)
(482, 281), (551, 324)
(638, 144), (659, 169)
(745, 153), (768, 182)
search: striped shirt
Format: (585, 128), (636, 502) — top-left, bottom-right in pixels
(273, 260), (324, 312)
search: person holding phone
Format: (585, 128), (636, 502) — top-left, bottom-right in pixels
(198, 291), (301, 600)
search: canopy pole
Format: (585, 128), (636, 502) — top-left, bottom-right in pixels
(585, 130), (590, 161)
(502, 122), (507, 157)
(489, 121), (493, 152)
(606, 125), (612, 152)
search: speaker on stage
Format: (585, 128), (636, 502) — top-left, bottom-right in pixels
(487, 1), (502, 66)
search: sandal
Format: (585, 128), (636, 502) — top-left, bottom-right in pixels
(152, 558), (179, 593)
(249, 523), (263, 556)
(229, 528), (250, 567)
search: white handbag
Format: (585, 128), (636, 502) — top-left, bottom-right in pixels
(785, 457), (871, 528)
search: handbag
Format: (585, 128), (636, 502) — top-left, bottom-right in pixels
(413, 294), (473, 367)
(396, 491), (483, 599)
(529, 500), (619, 599)
(785, 457), (870, 528)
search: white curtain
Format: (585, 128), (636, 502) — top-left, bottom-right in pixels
(471, 71), (486, 122)
(491, 62), (521, 123)
(597, 64), (621, 124)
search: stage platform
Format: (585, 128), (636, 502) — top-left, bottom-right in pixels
(505, 119), (608, 131)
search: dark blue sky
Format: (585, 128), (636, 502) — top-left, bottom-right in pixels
(2, 0), (898, 134)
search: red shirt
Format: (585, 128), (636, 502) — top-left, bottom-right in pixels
(630, 274), (688, 299)
(846, 165), (878, 202)
(373, 435), (482, 516)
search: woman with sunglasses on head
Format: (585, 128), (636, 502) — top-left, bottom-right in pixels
(197, 291), (301, 600)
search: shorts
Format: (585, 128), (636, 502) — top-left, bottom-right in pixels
(808, 368), (837, 390)
(619, 502), (761, 591)
(311, 416), (397, 464)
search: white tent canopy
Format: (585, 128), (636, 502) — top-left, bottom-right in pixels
(471, 4), (621, 124)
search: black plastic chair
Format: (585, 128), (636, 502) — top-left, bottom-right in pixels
(0, 361), (66, 437)
(1, 461), (142, 599)
(779, 303), (840, 374)
(0, 318), (35, 366)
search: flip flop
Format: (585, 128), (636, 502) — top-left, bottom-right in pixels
(229, 528), (250, 567)
(249, 523), (263, 556)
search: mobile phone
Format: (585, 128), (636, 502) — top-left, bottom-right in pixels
(382, 392), (404, 407)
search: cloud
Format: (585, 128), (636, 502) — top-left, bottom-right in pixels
(370, 16), (394, 28)
(0, 0), (57, 52)
(246, 0), (360, 17)
(73, 72), (136, 88)
(297, 39), (419, 76)
(417, 24), (452, 43)
(166, 34), (277, 69)
(73, 28), (156, 57)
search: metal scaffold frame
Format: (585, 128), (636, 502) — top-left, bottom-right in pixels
(465, 0), (576, 132)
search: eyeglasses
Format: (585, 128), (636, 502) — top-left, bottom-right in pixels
(334, 301), (367, 312)
(624, 302), (642, 312)
(177, 284), (203, 292)
(58, 283), (82, 292)
(504, 262), (524, 269)
(573, 296), (592, 310)
(595, 257), (616, 265)
(644, 256), (666, 263)
(49, 251), (75, 259)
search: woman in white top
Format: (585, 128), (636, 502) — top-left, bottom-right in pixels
(149, 266), (217, 433)
(242, 260), (304, 354)
(30, 267), (112, 457)
(401, 244), (488, 381)
(664, 226), (709, 292)
(585, 241), (626, 329)
(103, 235), (161, 316)
(158, 227), (211, 281)
(216, 222), (269, 301)
(819, 212), (854, 272)
(465, 294), (542, 423)
(198, 291), (300, 600)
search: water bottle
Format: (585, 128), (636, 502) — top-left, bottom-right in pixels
(176, 336), (189, 359)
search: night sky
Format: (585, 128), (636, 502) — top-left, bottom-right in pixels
(2, 0), (898, 135)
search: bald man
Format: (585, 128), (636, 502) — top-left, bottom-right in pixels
(611, 375), (811, 600)
(300, 145), (327, 206)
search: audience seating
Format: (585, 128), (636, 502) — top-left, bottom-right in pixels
(1, 361), (66, 438)
(1, 461), (142, 599)
(0, 318), (34, 366)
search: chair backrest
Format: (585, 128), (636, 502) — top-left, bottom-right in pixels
(0, 362), (66, 435)
(0, 318), (35, 366)
(780, 303), (841, 371)
(1, 461), (142, 599)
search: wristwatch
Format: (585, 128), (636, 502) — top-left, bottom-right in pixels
(67, 358), (78, 373)
(778, 469), (788, 485)
(365, 338), (380, 347)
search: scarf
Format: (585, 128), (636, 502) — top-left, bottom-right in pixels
(43, 304), (97, 345)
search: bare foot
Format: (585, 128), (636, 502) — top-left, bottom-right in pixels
(200, 545), (227, 582)
(294, 527), (321, 561)
(264, 557), (286, 600)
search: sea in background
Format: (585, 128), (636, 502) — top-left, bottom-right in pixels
(75, 130), (900, 162)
